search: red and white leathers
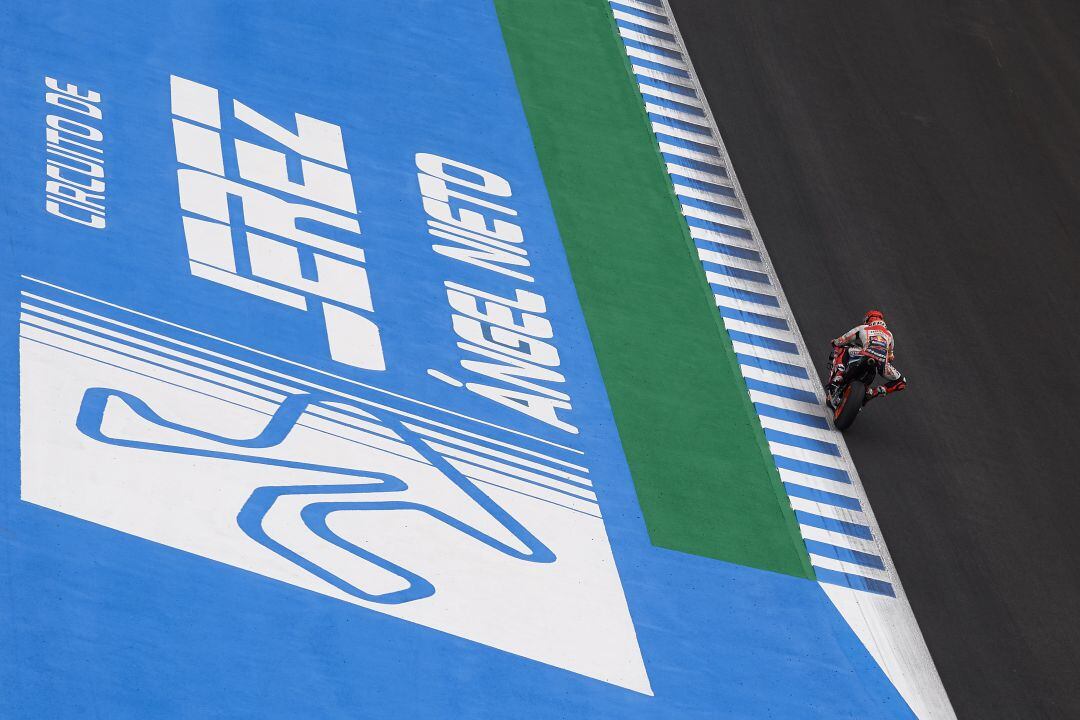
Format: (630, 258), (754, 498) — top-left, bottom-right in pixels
(829, 320), (907, 400)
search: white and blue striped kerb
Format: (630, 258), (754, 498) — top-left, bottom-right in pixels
(607, 0), (895, 597)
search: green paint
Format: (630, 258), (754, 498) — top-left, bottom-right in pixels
(493, 0), (812, 579)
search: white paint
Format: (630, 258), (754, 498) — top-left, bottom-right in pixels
(632, 65), (695, 89)
(625, 45), (687, 70)
(615, 26), (679, 52)
(646, 104), (712, 130)
(725, 319), (801, 343)
(170, 75), (220, 128)
(21, 277), (584, 454)
(611, 10), (672, 33)
(736, 363), (818, 392)
(808, 552), (891, 581)
(798, 523), (882, 556)
(691, 225), (753, 247)
(18, 314), (652, 695)
(651, 122), (712, 143)
(673, 183), (738, 205)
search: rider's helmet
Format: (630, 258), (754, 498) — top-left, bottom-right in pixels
(864, 309), (885, 326)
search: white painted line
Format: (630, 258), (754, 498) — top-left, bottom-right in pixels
(788, 495), (865, 522)
(736, 364), (818, 394)
(646, 103), (711, 129)
(688, 208), (751, 230)
(797, 523), (881, 556)
(625, 45), (687, 70)
(705, 273), (769, 292)
(644, 85), (704, 106)
(779, 471), (860, 496)
(747, 390), (823, 414)
(760, 416), (837, 444)
(674, 183), (738, 204)
(651, 122), (712, 143)
(695, 255), (767, 277)
(690, 225), (753, 247)
(612, 0), (675, 16)
(658, 142), (718, 165)
(21, 275), (585, 454)
(809, 552), (891, 581)
(724, 319), (799, 342)
(612, 9), (672, 33)
(632, 65), (696, 89)
(729, 339), (799, 359)
(617, 27), (681, 52)
(667, 163), (730, 185)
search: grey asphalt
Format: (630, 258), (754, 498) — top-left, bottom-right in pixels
(666, 1), (1080, 718)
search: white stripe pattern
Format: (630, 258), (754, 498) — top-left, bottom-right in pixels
(606, 2), (956, 716)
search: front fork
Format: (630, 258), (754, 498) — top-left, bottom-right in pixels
(825, 346), (846, 405)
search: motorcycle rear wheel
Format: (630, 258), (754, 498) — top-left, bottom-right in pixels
(833, 380), (865, 431)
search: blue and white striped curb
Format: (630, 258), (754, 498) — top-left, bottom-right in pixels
(605, 4), (957, 716)
(608, 0), (895, 597)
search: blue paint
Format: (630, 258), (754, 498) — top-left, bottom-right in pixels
(615, 19), (677, 42)
(634, 60), (691, 79)
(773, 455), (852, 483)
(755, 402), (829, 429)
(803, 540), (885, 570)
(661, 152), (729, 176)
(687, 215), (750, 239)
(717, 305), (787, 328)
(635, 75), (698, 98)
(797, 512), (875, 540)
(744, 378), (818, 405)
(76, 387), (559, 604)
(814, 567), (896, 597)
(20, 315), (284, 402)
(736, 354), (810, 379)
(712, 283), (780, 307)
(649, 113), (709, 135)
(620, 38), (684, 61)
(610, 2), (669, 24)
(656, 134), (722, 158)
(630, 59), (691, 79)
(675, 175), (736, 198)
(728, 332), (798, 355)
(0, 1), (916, 718)
(702, 262), (770, 285)
(765, 429), (841, 457)
(699, 242), (760, 265)
(679, 194), (745, 219)
(643, 94), (706, 116)
(783, 483), (861, 511)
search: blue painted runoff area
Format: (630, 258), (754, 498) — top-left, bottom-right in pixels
(0, 1), (913, 717)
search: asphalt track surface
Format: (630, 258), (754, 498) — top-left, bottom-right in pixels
(667, 2), (1080, 718)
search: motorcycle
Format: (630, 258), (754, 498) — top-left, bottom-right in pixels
(825, 346), (887, 431)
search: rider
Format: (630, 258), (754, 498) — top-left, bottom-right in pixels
(827, 310), (907, 401)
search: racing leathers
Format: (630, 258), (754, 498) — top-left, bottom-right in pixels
(828, 321), (907, 401)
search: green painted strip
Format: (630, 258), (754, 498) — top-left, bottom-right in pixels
(493, 0), (813, 579)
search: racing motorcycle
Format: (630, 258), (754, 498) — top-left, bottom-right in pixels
(824, 346), (887, 431)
